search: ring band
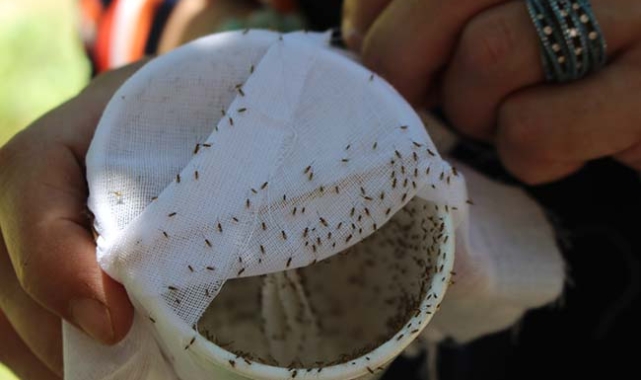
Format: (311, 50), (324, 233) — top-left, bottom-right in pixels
(526, 0), (607, 83)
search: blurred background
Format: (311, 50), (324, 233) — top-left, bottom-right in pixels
(0, 0), (88, 378)
(0, 0), (89, 147)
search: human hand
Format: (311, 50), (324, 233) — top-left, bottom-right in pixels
(0, 61), (147, 379)
(342, 0), (641, 184)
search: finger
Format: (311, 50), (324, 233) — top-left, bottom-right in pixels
(360, 0), (508, 104)
(341, 0), (393, 51)
(0, 310), (60, 380)
(613, 142), (641, 170)
(0, 61), (147, 345)
(496, 50), (641, 184)
(261, 0), (298, 13)
(442, 0), (641, 141)
(0, 233), (62, 376)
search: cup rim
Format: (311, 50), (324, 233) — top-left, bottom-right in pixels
(143, 204), (455, 380)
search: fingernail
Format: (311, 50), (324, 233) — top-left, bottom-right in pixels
(71, 299), (114, 343)
(341, 20), (363, 51)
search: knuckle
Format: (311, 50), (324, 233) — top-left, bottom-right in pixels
(457, 10), (519, 77)
(497, 97), (542, 153)
(512, 167), (545, 186)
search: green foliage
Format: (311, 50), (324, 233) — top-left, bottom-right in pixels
(0, 0), (89, 146)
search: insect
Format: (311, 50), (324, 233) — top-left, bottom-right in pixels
(286, 257), (292, 268)
(193, 144), (200, 154)
(168, 212), (177, 217)
(261, 181), (268, 190)
(205, 239), (212, 248)
(238, 108), (247, 113)
(194, 170), (199, 180)
(185, 336), (196, 350)
(229, 117), (234, 126)
(372, 141), (378, 150)
(260, 245), (265, 254)
(176, 174), (181, 183)
(281, 230), (288, 240)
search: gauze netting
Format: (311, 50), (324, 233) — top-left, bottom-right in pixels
(64, 30), (564, 380)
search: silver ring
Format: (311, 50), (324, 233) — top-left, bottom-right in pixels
(526, 0), (607, 83)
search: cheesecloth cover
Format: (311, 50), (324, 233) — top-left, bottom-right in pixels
(64, 30), (565, 380)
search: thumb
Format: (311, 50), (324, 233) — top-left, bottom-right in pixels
(0, 60), (148, 344)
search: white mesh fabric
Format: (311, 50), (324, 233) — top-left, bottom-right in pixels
(64, 30), (564, 380)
